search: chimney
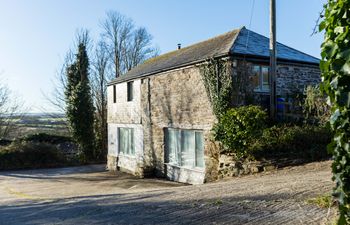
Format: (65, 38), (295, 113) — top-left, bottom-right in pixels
(177, 43), (181, 49)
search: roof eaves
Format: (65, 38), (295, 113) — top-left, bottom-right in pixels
(232, 53), (320, 66)
(108, 52), (231, 86)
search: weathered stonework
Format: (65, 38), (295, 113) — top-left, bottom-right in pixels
(107, 79), (142, 124)
(233, 59), (320, 110)
(217, 154), (276, 179)
(276, 63), (321, 96)
(140, 66), (217, 184)
(107, 80), (145, 177)
(107, 57), (320, 184)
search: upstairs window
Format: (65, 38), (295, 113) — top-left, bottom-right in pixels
(252, 65), (270, 92)
(127, 81), (133, 101)
(113, 85), (116, 103)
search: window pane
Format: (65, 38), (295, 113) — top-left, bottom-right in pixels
(126, 129), (131, 155)
(127, 81), (133, 101)
(113, 85), (116, 103)
(195, 132), (204, 168)
(262, 67), (270, 91)
(119, 128), (134, 155)
(181, 130), (195, 167)
(166, 129), (177, 165)
(252, 65), (260, 90)
(166, 129), (205, 169)
(130, 129), (134, 155)
(118, 128), (125, 154)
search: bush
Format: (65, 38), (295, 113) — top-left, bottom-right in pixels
(303, 85), (330, 125)
(20, 133), (72, 144)
(212, 105), (268, 158)
(0, 141), (69, 170)
(251, 124), (331, 161)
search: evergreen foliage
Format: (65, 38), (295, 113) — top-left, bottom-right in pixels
(199, 58), (233, 118)
(65, 43), (96, 162)
(320, 0), (350, 223)
(212, 105), (268, 158)
(303, 85), (330, 125)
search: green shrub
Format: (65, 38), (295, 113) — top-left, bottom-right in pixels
(303, 85), (330, 125)
(20, 133), (72, 144)
(0, 141), (68, 170)
(251, 124), (331, 161)
(212, 105), (268, 158)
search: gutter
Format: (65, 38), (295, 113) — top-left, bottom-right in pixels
(107, 53), (230, 86)
(232, 53), (320, 67)
(108, 52), (319, 86)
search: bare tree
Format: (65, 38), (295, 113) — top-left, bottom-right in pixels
(90, 41), (109, 158)
(45, 29), (91, 113)
(101, 11), (133, 78)
(123, 27), (159, 71)
(0, 76), (24, 139)
(46, 13), (158, 158)
(101, 11), (158, 78)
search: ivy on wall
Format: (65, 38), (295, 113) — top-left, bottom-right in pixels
(199, 58), (253, 118)
(199, 58), (233, 118)
(319, 0), (350, 223)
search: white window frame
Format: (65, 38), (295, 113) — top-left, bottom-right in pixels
(252, 65), (270, 93)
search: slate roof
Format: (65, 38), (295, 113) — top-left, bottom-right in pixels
(231, 28), (320, 64)
(109, 27), (319, 85)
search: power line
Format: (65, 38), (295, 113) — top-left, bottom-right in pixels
(245, 0), (256, 50)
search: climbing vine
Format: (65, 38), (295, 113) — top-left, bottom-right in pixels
(319, 0), (350, 223)
(199, 58), (233, 118)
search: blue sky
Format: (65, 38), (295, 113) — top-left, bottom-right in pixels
(0, 0), (326, 113)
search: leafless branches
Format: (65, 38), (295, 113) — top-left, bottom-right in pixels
(90, 41), (109, 157)
(46, 11), (158, 157)
(0, 76), (24, 139)
(45, 29), (91, 113)
(101, 11), (158, 78)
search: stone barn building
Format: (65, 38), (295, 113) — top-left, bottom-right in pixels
(106, 27), (320, 184)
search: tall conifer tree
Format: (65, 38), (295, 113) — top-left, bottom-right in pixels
(65, 43), (95, 161)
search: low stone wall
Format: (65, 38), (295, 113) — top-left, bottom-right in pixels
(218, 155), (276, 179)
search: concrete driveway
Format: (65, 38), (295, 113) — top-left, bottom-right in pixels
(0, 161), (336, 224)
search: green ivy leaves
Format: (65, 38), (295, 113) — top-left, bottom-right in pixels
(320, 0), (350, 223)
(199, 58), (233, 118)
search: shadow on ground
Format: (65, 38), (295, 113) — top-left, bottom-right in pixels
(0, 191), (332, 225)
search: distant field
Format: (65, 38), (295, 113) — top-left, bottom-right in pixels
(2, 113), (70, 139)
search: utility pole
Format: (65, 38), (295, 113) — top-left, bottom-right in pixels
(269, 0), (277, 119)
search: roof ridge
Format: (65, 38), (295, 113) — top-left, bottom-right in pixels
(134, 27), (243, 71)
(144, 27), (243, 63)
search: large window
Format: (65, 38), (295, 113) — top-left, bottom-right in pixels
(118, 128), (135, 155)
(166, 128), (204, 169)
(252, 65), (270, 92)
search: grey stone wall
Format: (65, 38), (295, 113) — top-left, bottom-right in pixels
(106, 57), (320, 184)
(218, 155), (276, 179)
(233, 59), (320, 109)
(140, 66), (217, 183)
(276, 64), (320, 96)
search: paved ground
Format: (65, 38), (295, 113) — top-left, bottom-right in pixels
(0, 161), (336, 225)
